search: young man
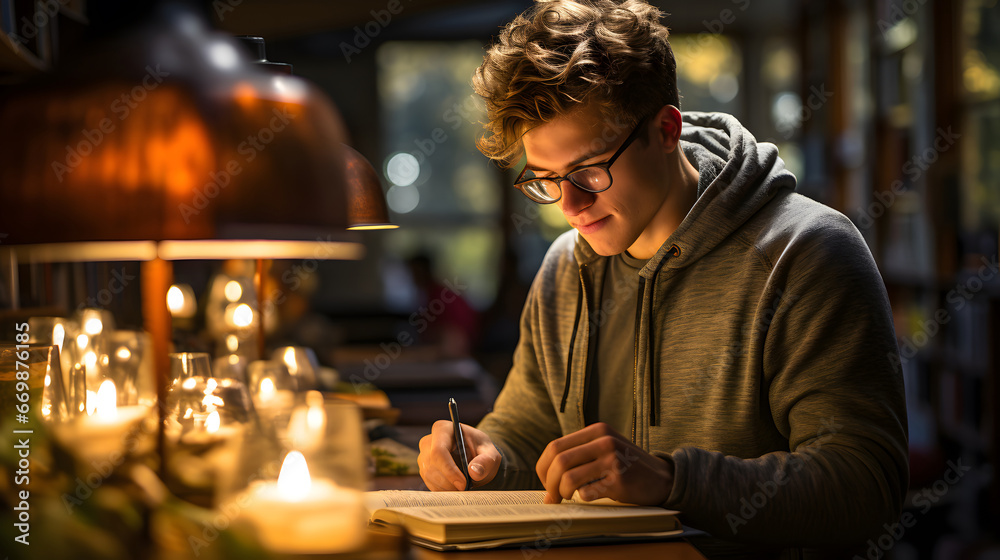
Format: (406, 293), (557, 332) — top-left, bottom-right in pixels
(417, 0), (908, 555)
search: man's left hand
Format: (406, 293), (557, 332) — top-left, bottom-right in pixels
(535, 422), (674, 505)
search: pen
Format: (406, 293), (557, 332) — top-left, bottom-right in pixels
(448, 397), (472, 491)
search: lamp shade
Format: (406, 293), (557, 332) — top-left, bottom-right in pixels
(0, 2), (350, 246)
(342, 144), (397, 230)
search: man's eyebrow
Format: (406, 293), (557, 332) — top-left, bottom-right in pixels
(524, 147), (613, 173)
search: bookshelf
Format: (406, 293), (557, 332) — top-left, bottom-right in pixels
(800, 0), (998, 551)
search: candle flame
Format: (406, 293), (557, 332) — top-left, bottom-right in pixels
(206, 410), (221, 433)
(306, 391), (325, 432)
(202, 393), (225, 409)
(283, 347), (298, 374)
(95, 380), (118, 420)
(167, 285), (185, 314)
(53, 323), (65, 352)
(259, 377), (275, 400)
(277, 451), (311, 501)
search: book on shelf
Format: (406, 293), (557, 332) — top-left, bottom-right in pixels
(363, 489), (683, 551)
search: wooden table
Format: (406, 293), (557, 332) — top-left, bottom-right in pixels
(411, 541), (707, 560)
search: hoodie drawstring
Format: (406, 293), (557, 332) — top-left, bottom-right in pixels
(561, 243), (680, 425)
(646, 244), (680, 426)
(559, 279), (584, 414)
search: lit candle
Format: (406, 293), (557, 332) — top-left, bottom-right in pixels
(282, 347), (298, 376)
(236, 451), (367, 553)
(255, 376), (294, 411)
(54, 380), (150, 464)
(178, 408), (240, 446)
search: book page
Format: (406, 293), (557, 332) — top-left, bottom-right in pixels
(364, 490), (545, 512)
(392, 503), (674, 523)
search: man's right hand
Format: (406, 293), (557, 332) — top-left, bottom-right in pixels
(417, 420), (502, 491)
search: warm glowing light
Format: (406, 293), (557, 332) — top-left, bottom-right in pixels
(86, 390), (98, 415)
(305, 390), (325, 432)
(157, 240), (365, 261)
(84, 351), (97, 372)
(206, 410), (221, 433)
(52, 324), (65, 351)
(182, 377), (198, 390)
(226, 334), (239, 353)
(167, 285), (185, 314)
(277, 451), (311, 501)
(101, 354), (110, 367)
(228, 354), (239, 365)
(283, 347), (298, 374)
(44, 373), (51, 387)
(95, 380), (118, 420)
(202, 378), (224, 410)
(307, 402), (325, 432)
(202, 393), (224, 409)
(232, 303), (254, 327)
(167, 284), (197, 318)
(259, 377), (275, 401)
(348, 224), (398, 230)
(224, 280), (243, 302)
(84, 317), (104, 336)
(77, 334), (89, 350)
(233, 82), (257, 106)
(116, 347), (132, 361)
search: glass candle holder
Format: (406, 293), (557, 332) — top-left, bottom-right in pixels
(226, 395), (369, 554)
(164, 371), (253, 508)
(247, 359), (296, 423)
(1, 344), (53, 428)
(27, 318), (81, 412)
(103, 330), (156, 408)
(273, 346), (320, 391)
(213, 354), (250, 386)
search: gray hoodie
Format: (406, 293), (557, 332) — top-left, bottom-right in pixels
(477, 112), (909, 552)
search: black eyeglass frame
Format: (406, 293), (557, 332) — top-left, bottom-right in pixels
(513, 115), (650, 204)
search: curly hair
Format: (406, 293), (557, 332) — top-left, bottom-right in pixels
(472, 0), (679, 167)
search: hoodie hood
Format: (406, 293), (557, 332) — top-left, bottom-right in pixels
(573, 111), (797, 276)
(567, 111), (800, 428)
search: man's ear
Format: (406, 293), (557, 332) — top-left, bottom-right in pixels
(653, 104), (683, 153)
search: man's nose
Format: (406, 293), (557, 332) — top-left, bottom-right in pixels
(556, 179), (595, 216)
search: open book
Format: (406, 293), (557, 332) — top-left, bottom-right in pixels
(364, 490), (682, 551)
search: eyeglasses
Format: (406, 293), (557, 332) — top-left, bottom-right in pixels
(513, 116), (649, 204)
